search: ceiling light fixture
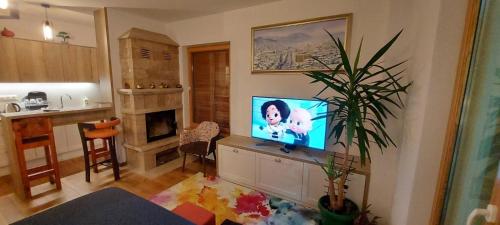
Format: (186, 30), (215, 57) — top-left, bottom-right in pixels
(42, 4), (53, 40)
(0, 0), (8, 9)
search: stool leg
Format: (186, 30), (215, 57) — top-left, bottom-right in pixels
(15, 139), (31, 198)
(89, 140), (98, 173)
(44, 146), (55, 184)
(49, 134), (61, 190)
(82, 140), (91, 182)
(109, 137), (120, 181)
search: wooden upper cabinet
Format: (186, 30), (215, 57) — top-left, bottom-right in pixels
(43, 42), (65, 81)
(14, 39), (48, 82)
(0, 37), (98, 83)
(61, 45), (95, 82)
(90, 48), (99, 83)
(0, 37), (20, 82)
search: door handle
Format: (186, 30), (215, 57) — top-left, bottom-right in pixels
(466, 204), (497, 225)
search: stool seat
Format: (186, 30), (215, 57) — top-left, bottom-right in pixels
(173, 202), (215, 225)
(84, 128), (119, 139)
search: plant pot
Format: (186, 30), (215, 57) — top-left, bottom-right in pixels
(318, 195), (359, 225)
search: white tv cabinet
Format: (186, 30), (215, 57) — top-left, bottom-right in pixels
(216, 135), (371, 209)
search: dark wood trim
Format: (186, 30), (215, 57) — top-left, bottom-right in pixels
(429, 0), (481, 224)
(186, 42), (230, 128)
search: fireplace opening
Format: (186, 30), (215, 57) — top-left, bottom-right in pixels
(146, 110), (177, 143)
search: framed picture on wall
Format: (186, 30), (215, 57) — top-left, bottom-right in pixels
(251, 13), (352, 74)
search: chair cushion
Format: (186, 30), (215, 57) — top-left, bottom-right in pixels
(179, 141), (208, 155)
(173, 202), (215, 225)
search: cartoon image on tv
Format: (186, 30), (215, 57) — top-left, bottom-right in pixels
(259, 100), (291, 140)
(286, 108), (312, 146)
(252, 97), (327, 150)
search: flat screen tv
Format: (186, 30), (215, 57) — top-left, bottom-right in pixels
(251, 96), (328, 150)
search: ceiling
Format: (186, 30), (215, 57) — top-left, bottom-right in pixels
(22, 0), (280, 22)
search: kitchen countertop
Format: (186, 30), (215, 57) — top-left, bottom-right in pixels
(0, 105), (113, 121)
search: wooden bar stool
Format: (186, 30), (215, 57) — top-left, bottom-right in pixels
(12, 117), (61, 198)
(77, 118), (121, 182)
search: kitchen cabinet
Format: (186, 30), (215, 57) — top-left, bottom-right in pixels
(302, 163), (328, 206)
(15, 39), (48, 82)
(43, 42), (65, 81)
(255, 152), (304, 201)
(0, 37), (98, 83)
(90, 48), (99, 83)
(62, 45), (94, 82)
(0, 37), (20, 82)
(217, 145), (256, 187)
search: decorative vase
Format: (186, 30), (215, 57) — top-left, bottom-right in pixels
(318, 195), (359, 225)
(1, 27), (15, 37)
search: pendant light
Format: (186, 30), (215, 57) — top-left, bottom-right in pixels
(42, 4), (53, 40)
(0, 0), (8, 10)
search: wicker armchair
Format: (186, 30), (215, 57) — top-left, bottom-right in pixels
(179, 121), (220, 176)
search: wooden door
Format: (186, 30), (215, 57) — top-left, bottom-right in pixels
(190, 47), (230, 134)
(43, 42), (65, 81)
(0, 37), (20, 82)
(192, 51), (212, 123)
(14, 39), (48, 82)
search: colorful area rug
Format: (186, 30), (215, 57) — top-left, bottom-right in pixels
(150, 173), (320, 225)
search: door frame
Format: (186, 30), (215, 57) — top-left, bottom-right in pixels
(429, 0), (481, 224)
(186, 42), (230, 129)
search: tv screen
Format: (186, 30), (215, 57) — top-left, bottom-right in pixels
(251, 96), (328, 150)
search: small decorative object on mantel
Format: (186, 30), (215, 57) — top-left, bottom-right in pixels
(56, 31), (71, 43)
(135, 83), (144, 89)
(123, 82), (131, 89)
(149, 83), (156, 89)
(159, 82), (168, 88)
(1, 27), (15, 37)
(175, 84), (182, 88)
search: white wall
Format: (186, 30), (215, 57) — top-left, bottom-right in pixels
(163, 0), (400, 223)
(0, 3), (96, 47)
(161, 0), (469, 224)
(390, 0), (468, 223)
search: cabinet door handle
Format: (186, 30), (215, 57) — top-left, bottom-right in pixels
(232, 149), (239, 153)
(274, 158), (282, 163)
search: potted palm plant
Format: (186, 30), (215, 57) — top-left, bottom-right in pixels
(305, 30), (411, 225)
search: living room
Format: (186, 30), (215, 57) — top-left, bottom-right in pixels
(0, 0), (498, 225)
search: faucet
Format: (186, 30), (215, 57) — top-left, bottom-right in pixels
(60, 94), (72, 109)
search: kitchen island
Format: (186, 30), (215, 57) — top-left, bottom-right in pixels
(1, 105), (114, 199)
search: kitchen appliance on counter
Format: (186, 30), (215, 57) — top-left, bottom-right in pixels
(0, 95), (22, 113)
(23, 91), (49, 111)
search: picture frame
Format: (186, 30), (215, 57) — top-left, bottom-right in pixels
(251, 13), (352, 74)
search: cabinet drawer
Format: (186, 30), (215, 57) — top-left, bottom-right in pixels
(218, 145), (256, 187)
(256, 153), (304, 201)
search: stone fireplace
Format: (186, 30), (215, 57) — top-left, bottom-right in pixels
(117, 28), (187, 174)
